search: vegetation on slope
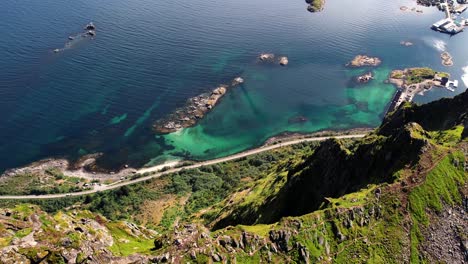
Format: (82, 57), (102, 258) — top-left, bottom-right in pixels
(0, 168), (88, 195)
(0, 89), (467, 263)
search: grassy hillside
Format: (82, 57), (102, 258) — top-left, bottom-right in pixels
(0, 90), (467, 263)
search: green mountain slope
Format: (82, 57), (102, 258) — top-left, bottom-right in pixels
(0, 89), (467, 263)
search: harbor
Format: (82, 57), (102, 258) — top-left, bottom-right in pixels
(386, 68), (459, 113)
(431, 0), (468, 34)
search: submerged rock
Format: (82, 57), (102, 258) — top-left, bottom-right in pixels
(84, 22), (96, 30)
(153, 78), (242, 134)
(288, 116), (308, 124)
(400, 41), (414, 46)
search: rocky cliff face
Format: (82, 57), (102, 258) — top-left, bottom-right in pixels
(213, 90), (468, 229)
(213, 122), (430, 228)
(0, 206), (157, 263)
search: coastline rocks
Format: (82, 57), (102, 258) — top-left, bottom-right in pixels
(356, 72), (373, 83)
(0, 154), (137, 184)
(346, 55), (381, 67)
(417, 0), (443, 7)
(206, 86), (227, 109)
(153, 77), (243, 134)
(441, 51), (453, 66)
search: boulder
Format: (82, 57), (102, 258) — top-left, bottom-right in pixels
(259, 53), (275, 61)
(269, 230), (291, 252)
(84, 22), (96, 30)
(232, 77), (244, 86)
(279, 56), (289, 66)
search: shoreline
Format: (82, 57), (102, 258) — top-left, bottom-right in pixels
(0, 127), (373, 186)
(0, 133), (368, 199)
(385, 67), (450, 113)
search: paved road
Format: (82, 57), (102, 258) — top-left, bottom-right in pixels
(0, 134), (366, 200)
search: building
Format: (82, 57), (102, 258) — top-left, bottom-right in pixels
(432, 18), (464, 34)
(454, 5), (468, 14)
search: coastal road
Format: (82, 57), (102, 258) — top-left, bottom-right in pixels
(0, 134), (366, 200)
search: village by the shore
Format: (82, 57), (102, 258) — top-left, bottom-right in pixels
(386, 67), (457, 113)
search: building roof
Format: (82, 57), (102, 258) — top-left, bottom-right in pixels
(433, 18), (451, 28)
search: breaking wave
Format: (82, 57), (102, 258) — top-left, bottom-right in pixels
(462, 66), (468, 88)
(423, 37), (447, 52)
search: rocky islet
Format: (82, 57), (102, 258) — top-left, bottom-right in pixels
(346, 55), (382, 67)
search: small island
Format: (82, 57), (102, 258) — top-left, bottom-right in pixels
(356, 72), (373, 84)
(153, 77), (244, 134)
(306, 0), (325, 12)
(258, 53), (289, 66)
(346, 55), (382, 67)
(441, 51), (453, 66)
(387, 67), (450, 112)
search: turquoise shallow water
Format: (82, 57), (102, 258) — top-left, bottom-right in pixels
(0, 0), (467, 171)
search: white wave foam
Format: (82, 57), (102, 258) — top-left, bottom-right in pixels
(461, 66), (468, 88)
(432, 39), (447, 52)
(422, 37), (447, 52)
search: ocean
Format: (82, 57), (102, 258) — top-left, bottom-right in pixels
(0, 0), (467, 172)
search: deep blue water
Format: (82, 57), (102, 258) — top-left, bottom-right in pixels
(0, 0), (467, 172)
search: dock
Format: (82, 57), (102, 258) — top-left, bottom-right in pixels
(453, 5), (468, 14)
(446, 80), (459, 91)
(432, 1), (466, 34)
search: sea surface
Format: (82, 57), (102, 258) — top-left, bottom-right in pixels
(1, 0), (467, 172)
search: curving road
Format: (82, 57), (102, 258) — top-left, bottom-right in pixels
(0, 134), (366, 200)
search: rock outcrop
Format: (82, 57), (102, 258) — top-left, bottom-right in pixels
(306, 0), (325, 12)
(355, 72), (373, 83)
(153, 77), (244, 134)
(346, 55), (381, 67)
(258, 53), (289, 66)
